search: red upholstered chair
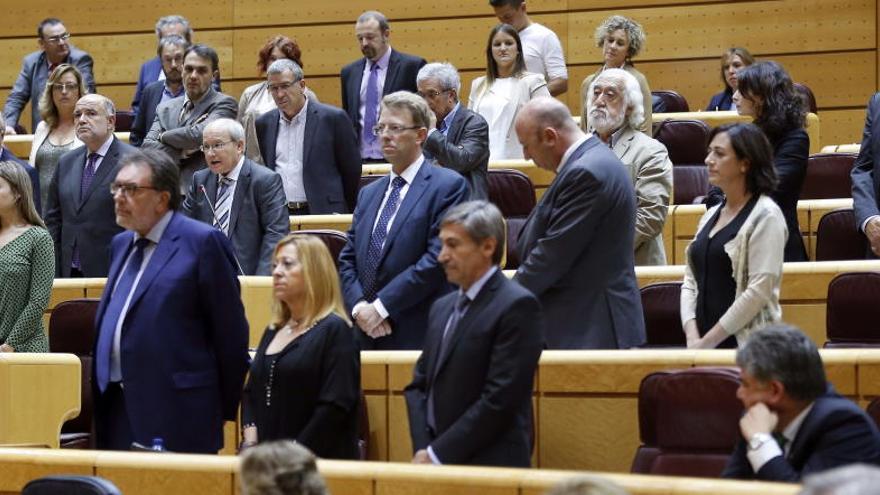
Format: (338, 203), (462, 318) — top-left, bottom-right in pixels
(640, 282), (686, 347)
(654, 119), (711, 204)
(802, 153), (856, 199)
(825, 272), (880, 347)
(652, 90), (690, 113)
(867, 398), (880, 429)
(815, 209), (868, 261)
(48, 298), (101, 449)
(295, 229), (347, 266)
(794, 82), (818, 114)
(488, 168), (536, 218)
(632, 367), (744, 477)
(114, 110), (135, 132)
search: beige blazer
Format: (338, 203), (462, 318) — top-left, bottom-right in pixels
(28, 120), (83, 165)
(580, 64), (652, 134)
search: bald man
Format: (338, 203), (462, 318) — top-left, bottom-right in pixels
(513, 97), (645, 349)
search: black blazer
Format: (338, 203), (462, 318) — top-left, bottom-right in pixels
(722, 389), (880, 482)
(130, 80), (166, 147)
(404, 270), (544, 466)
(340, 49), (426, 144)
(852, 93), (880, 239)
(44, 138), (134, 277)
(241, 314), (361, 459)
(706, 88), (734, 111)
(255, 103), (361, 213)
(423, 106), (490, 200)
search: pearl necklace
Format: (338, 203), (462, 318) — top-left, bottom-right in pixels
(283, 318), (319, 336)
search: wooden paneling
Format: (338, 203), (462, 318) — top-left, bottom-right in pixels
(821, 108), (868, 147)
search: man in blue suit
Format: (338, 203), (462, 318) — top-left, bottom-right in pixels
(338, 91), (469, 350)
(0, 111), (40, 212)
(92, 148), (249, 453)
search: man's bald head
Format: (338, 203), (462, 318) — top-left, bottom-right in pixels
(518, 97), (579, 134)
(515, 97), (584, 172)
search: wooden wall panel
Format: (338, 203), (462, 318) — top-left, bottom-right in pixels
(821, 108), (868, 146)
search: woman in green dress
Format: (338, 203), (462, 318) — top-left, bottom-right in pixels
(0, 161), (54, 353)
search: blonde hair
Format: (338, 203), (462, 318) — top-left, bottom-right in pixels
(271, 234), (350, 329)
(0, 161), (44, 228)
(38, 64), (87, 129)
(545, 475), (631, 495)
(240, 440), (327, 495)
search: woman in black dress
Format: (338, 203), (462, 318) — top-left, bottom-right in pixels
(241, 234), (360, 459)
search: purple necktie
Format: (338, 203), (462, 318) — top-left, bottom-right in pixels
(362, 63), (380, 147)
(361, 176), (406, 300)
(71, 152), (99, 271)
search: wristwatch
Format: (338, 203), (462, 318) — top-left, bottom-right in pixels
(748, 432), (773, 451)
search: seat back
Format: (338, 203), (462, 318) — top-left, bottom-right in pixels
(488, 168), (536, 218)
(640, 282), (686, 347)
(359, 174), (384, 190)
(114, 110), (135, 132)
(295, 230), (348, 266)
(793, 82), (818, 114)
(632, 367), (743, 477)
(825, 272), (880, 347)
(652, 90), (690, 113)
(802, 153), (856, 199)
(22, 475), (122, 495)
(672, 166), (710, 205)
(653, 119), (710, 166)
(815, 209), (868, 261)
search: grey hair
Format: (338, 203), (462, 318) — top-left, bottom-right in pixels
(441, 200), (505, 264)
(156, 34), (190, 58)
(240, 440), (327, 495)
(380, 91), (432, 130)
(800, 464), (880, 495)
(594, 15), (646, 60)
(267, 59), (304, 81)
(205, 118), (245, 143)
(357, 10), (390, 31)
(417, 62), (461, 94)
(118, 149), (181, 210)
(155, 15), (192, 42)
(587, 68), (645, 130)
(735, 324), (826, 402)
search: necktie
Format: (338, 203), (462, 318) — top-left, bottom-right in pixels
(214, 176), (233, 235)
(362, 63), (380, 147)
(361, 176), (406, 300)
(437, 118), (448, 133)
(773, 432), (789, 454)
(427, 293), (471, 431)
(95, 238), (151, 391)
(179, 99), (193, 124)
(72, 153), (99, 270)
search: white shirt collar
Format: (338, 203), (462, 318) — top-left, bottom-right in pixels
(221, 156), (245, 182)
(782, 402), (815, 445)
(136, 210), (174, 245)
(89, 134), (114, 157)
(391, 154), (424, 184)
(460, 265), (498, 302)
(557, 134), (590, 172)
(280, 96), (309, 124)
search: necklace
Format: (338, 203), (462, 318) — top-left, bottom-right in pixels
(284, 318), (319, 336)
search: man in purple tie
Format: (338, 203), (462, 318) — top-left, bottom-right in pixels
(44, 94), (135, 277)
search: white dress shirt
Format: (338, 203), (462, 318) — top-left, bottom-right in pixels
(274, 98), (309, 202)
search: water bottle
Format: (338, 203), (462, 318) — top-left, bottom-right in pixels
(151, 437), (165, 452)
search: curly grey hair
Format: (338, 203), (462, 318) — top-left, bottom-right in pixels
(593, 15), (646, 60)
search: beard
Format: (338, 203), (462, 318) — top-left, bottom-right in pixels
(589, 107), (626, 135)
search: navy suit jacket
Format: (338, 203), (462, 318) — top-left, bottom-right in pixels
(129, 80), (166, 147)
(852, 93), (880, 242)
(255, 102), (361, 213)
(44, 138), (134, 277)
(423, 106), (490, 200)
(131, 57), (221, 113)
(404, 270), (544, 467)
(92, 212), (250, 453)
(707, 88), (734, 111)
(340, 49), (426, 145)
(338, 160), (469, 350)
(0, 147), (39, 213)
(722, 390), (880, 482)
(514, 136), (646, 349)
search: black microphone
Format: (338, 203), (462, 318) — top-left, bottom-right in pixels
(200, 184), (245, 276)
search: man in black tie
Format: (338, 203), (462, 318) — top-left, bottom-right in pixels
(45, 94), (135, 277)
(404, 200), (544, 467)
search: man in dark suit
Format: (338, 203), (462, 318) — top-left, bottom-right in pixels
(417, 63), (489, 200)
(340, 11), (426, 162)
(3, 18), (96, 134)
(0, 111), (40, 212)
(722, 324), (880, 481)
(852, 92), (880, 258)
(404, 200), (543, 467)
(338, 91), (469, 350)
(513, 97), (645, 349)
(182, 118), (288, 275)
(143, 44), (237, 191)
(44, 94), (134, 278)
(130, 35), (188, 147)
(255, 59), (360, 214)
(93, 148), (249, 453)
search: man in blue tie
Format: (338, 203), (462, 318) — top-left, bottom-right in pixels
(92, 148), (249, 453)
(338, 91), (469, 350)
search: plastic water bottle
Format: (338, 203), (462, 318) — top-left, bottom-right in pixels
(151, 437), (165, 452)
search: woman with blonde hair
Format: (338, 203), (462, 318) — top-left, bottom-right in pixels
(0, 161), (54, 352)
(241, 234), (360, 459)
(240, 440), (328, 495)
(29, 64), (86, 212)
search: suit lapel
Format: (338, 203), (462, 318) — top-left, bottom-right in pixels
(263, 109), (280, 169)
(78, 139), (118, 211)
(350, 60), (366, 112)
(383, 50), (401, 96)
(358, 177), (389, 261)
(229, 160), (251, 234)
(425, 294), (455, 388)
(381, 163), (430, 259)
(446, 107), (468, 142)
(186, 88), (216, 124)
(126, 214), (181, 313)
(302, 104), (318, 168)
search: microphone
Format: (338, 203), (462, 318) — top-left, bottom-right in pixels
(200, 184), (245, 276)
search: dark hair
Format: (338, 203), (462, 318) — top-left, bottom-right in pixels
(489, 0), (524, 6)
(441, 200), (505, 264)
(184, 44), (219, 73)
(720, 47), (755, 91)
(485, 23), (526, 83)
(736, 324), (826, 402)
(156, 34), (190, 58)
(357, 11), (390, 31)
(709, 123), (778, 196)
(736, 61), (806, 142)
(256, 35), (304, 75)
(118, 149), (181, 210)
(37, 18), (63, 38)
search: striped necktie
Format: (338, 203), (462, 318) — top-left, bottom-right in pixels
(213, 176), (233, 235)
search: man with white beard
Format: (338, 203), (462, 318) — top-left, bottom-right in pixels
(587, 68), (673, 265)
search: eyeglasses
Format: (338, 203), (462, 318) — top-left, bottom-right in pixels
(52, 82), (78, 92)
(110, 183), (158, 197)
(200, 141), (232, 153)
(417, 89), (451, 99)
(44, 32), (71, 44)
(372, 124), (421, 136)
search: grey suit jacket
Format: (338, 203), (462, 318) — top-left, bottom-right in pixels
(44, 137), (133, 277)
(181, 158), (289, 275)
(3, 47), (96, 132)
(514, 136), (646, 349)
(423, 106), (490, 200)
(611, 127), (673, 266)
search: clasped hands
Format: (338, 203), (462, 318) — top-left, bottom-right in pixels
(353, 302), (391, 339)
(0, 343), (14, 353)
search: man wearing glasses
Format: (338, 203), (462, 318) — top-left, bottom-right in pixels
(4, 18), (96, 134)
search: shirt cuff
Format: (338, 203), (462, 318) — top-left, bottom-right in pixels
(373, 299), (389, 320)
(746, 437), (783, 473)
(427, 445), (442, 465)
(862, 215), (880, 233)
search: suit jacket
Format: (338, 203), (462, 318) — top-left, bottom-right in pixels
(404, 270), (544, 467)
(255, 103), (361, 213)
(722, 390), (880, 482)
(514, 136), (646, 349)
(707, 88), (735, 111)
(423, 106), (490, 200)
(44, 138), (134, 277)
(92, 212), (250, 453)
(142, 87), (238, 188)
(129, 80), (166, 147)
(0, 147), (40, 213)
(340, 49), (426, 145)
(611, 127), (673, 266)
(131, 56), (221, 113)
(853, 93), (880, 245)
(770, 127), (809, 262)
(3, 47), (96, 132)
(181, 158), (289, 275)
(337, 160), (469, 350)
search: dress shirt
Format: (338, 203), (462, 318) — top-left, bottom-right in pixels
(161, 83), (184, 104)
(274, 98), (309, 202)
(359, 47), (392, 160)
(557, 135), (590, 173)
(110, 210), (174, 381)
(216, 156), (244, 211)
(87, 135), (115, 173)
(746, 403), (815, 472)
(608, 126), (626, 148)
